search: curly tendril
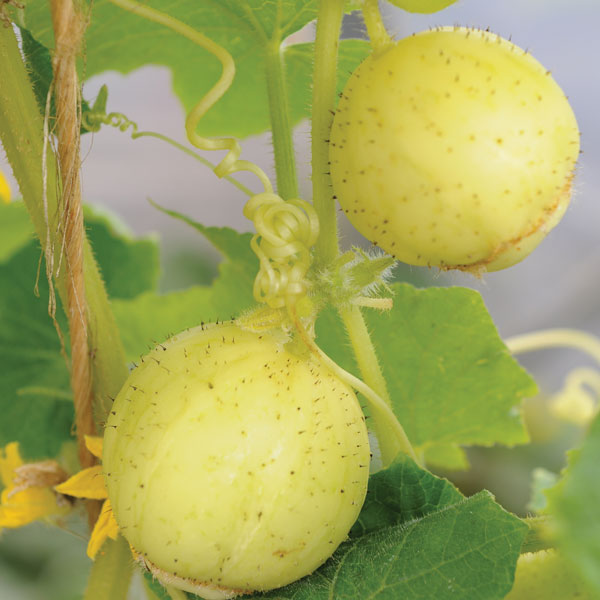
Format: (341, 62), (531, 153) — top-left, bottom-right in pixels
(244, 193), (319, 308)
(82, 110), (137, 135)
(108, 0), (319, 310)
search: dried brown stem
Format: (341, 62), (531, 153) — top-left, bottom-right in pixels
(49, 0), (96, 469)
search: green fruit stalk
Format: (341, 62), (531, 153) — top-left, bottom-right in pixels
(103, 322), (370, 599)
(387, 0), (457, 14)
(330, 27), (580, 272)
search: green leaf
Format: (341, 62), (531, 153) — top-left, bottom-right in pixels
(0, 203), (160, 457)
(22, 3), (370, 138)
(0, 201), (34, 262)
(84, 206), (159, 300)
(19, 26), (56, 119)
(316, 284), (535, 465)
(0, 242), (73, 459)
(423, 442), (469, 471)
(112, 286), (215, 362)
(350, 453), (464, 537)
(19, 26), (92, 133)
(386, 0), (458, 14)
(546, 414), (600, 594)
(255, 489), (526, 599)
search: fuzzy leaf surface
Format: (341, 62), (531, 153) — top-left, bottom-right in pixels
(350, 453), (464, 537)
(316, 284), (535, 464)
(22, 3), (369, 138)
(546, 415), (600, 594)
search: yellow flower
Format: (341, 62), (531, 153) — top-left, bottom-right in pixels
(0, 170), (11, 204)
(55, 435), (119, 558)
(0, 442), (70, 528)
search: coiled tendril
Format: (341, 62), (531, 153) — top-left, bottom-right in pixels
(108, 0), (318, 311)
(82, 109), (138, 135)
(244, 194), (319, 308)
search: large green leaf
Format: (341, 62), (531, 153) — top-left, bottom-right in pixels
(0, 201), (35, 263)
(22, 2), (369, 137)
(0, 240), (73, 459)
(0, 202), (160, 458)
(316, 284), (536, 467)
(546, 415), (600, 594)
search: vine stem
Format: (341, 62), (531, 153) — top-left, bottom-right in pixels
(311, 0), (344, 267)
(339, 305), (391, 405)
(339, 305), (417, 465)
(50, 0), (96, 469)
(264, 43), (298, 199)
(505, 329), (600, 366)
(309, 1), (415, 465)
(362, 0), (393, 52)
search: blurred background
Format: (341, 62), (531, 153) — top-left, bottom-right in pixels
(1, 0), (599, 597)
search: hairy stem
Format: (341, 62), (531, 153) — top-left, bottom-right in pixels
(339, 305), (391, 404)
(311, 0), (344, 267)
(339, 305), (416, 465)
(0, 19), (127, 433)
(264, 43), (298, 199)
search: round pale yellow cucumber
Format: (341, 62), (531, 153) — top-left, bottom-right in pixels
(330, 27), (579, 272)
(103, 322), (369, 599)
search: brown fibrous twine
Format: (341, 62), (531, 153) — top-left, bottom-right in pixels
(48, 0), (96, 470)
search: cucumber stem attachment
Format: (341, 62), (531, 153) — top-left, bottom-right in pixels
(362, 0), (393, 52)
